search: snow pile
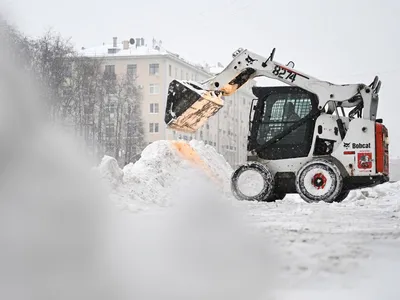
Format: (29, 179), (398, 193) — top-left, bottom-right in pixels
(98, 140), (234, 212)
(122, 141), (188, 208)
(350, 181), (400, 200)
(340, 181), (400, 217)
(189, 139), (233, 187)
(98, 155), (124, 188)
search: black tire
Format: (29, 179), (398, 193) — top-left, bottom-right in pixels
(334, 190), (350, 203)
(276, 193), (287, 200)
(231, 162), (274, 202)
(295, 158), (343, 203)
(268, 192), (287, 202)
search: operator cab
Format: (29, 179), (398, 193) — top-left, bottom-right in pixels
(248, 86), (319, 160)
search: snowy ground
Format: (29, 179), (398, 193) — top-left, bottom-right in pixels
(244, 190), (400, 299)
(98, 140), (400, 300)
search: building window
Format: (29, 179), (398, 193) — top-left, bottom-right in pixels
(169, 65), (172, 76)
(149, 122), (159, 133)
(104, 65), (116, 79)
(149, 83), (160, 95)
(186, 73), (189, 80)
(105, 123), (115, 137)
(150, 103), (159, 113)
(175, 67), (178, 78)
(108, 48), (118, 54)
(181, 70), (183, 79)
(136, 38), (145, 46)
(149, 63), (159, 75)
(105, 102), (116, 114)
(127, 64), (137, 77)
(105, 65), (115, 74)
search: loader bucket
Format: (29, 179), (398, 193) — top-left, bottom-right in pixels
(164, 80), (224, 133)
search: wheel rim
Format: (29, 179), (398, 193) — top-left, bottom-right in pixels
(297, 162), (340, 202)
(311, 172), (327, 190)
(231, 162), (274, 201)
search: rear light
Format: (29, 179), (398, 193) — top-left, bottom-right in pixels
(375, 123), (389, 175)
(384, 136), (389, 145)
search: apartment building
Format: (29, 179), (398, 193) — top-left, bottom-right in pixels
(80, 37), (255, 167)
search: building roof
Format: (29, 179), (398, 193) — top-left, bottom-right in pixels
(79, 41), (168, 57)
(78, 37), (211, 75)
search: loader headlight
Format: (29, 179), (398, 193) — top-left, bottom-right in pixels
(232, 48), (244, 58)
(385, 136), (389, 145)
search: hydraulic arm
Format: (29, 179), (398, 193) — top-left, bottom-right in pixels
(164, 48), (381, 133)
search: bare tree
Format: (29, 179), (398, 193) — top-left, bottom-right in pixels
(122, 75), (145, 164)
(102, 73), (145, 165)
(67, 57), (104, 133)
(29, 29), (76, 121)
(0, 18), (33, 69)
(1, 21), (146, 165)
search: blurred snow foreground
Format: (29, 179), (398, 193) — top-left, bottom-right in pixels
(0, 22), (261, 300)
(0, 20), (277, 300)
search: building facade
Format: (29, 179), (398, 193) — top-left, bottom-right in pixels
(80, 37), (255, 168)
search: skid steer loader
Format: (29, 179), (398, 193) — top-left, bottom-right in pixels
(164, 48), (389, 203)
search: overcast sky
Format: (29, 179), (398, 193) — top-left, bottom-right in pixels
(2, 0), (400, 155)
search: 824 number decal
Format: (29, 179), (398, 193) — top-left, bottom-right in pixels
(272, 65), (298, 83)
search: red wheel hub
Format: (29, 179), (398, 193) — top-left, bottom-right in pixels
(312, 173), (327, 189)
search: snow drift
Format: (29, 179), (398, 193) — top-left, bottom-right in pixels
(97, 139), (234, 211)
